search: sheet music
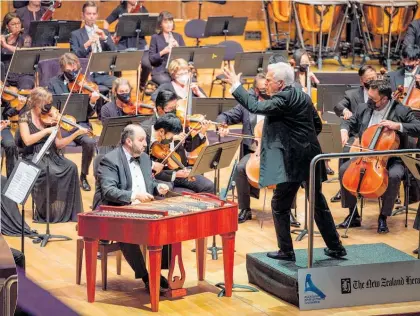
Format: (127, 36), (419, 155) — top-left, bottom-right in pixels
(3, 161), (40, 204)
(32, 127), (58, 164)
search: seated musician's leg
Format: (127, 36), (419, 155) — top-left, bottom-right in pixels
(235, 154), (253, 223)
(414, 203), (420, 254)
(378, 160), (404, 233)
(1, 128), (18, 178)
(11, 248), (25, 270)
(140, 52), (152, 90)
(151, 71), (171, 86)
(267, 182), (301, 261)
(72, 134), (96, 191)
(174, 175), (214, 194)
(91, 73), (116, 90)
(337, 159), (361, 228)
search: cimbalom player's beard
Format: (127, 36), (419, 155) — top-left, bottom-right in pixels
(131, 143), (144, 156)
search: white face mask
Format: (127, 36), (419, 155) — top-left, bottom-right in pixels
(176, 74), (189, 85)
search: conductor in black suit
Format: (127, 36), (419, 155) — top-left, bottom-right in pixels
(93, 124), (171, 293)
(330, 65), (377, 203)
(47, 53), (97, 191)
(223, 62), (346, 261)
(339, 79), (420, 234)
(69, 1), (117, 116)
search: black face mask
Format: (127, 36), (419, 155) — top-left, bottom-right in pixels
(64, 70), (78, 81)
(363, 82), (370, 89)
(161, 138), (172, 145)
(404, 64), (415, 72)
(41, 103), (53, 114)
(164, 110), (177, 115)
(116, 93), (131, 103)
(367, 98), (377, 110)
(299, 64), (309, 72)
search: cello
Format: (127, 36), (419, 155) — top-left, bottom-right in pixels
(342, 99), (400, 199)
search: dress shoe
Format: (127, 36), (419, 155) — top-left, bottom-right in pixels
(267, 250), (296, 261)
(326, 167), (335, 175)
(337, 213), (361, 229)
(377, 215), (389, 234)
(330, 191), (341, 203)
(324, 245), (347, 258)
(238, 208), (252, 224)
(413, 248), (419, 255)
(144, 275), (170, 294)
(80, 175), (91, 191)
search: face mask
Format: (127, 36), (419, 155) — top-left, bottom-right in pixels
(41, 103), (53, 114)
(161, 138), (172, 145)
(299, 64), (309, 72)
(363, 82), (370, 89)
(404, 64), (415, 72)
(176, 74), (189, 85)
(116, 93), (131, 103)
(64, 70), (78, 81)
(367, 98), (378, 110)
(165, 110), (177, 115)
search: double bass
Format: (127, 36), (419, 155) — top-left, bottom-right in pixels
(342, 99), (400, 199)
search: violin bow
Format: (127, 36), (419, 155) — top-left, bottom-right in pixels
(0, 34), (22, 99)
(135, 63), (142, 115)
(160, 125), (196, 165)
(182, 70), (194, 133)
(78, 52), (93, 94)
(59, 69), (83, 126)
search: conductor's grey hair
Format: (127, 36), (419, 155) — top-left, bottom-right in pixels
(267, 62), (295, 86)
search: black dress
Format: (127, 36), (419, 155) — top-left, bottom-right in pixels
(17, 111), (83, 223)
(1, 176), (34, 236)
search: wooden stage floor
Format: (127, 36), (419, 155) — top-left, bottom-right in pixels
(3, 61), (420, 315)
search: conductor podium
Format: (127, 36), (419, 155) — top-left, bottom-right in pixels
(78, 192), (238, 312)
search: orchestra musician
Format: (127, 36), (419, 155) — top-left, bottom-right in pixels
(149, 11), (185, 86)
(103, 1), (152, 92)
(70, 1), (117, 117)
(47, 52), (98, 191)
(1, 12), (34, 89)
(16, 87), (86, 223)
(151, 58), (206, 102)
(152, 95), (214, 194)
(223, 62), (346, 261)
(216, 73), (268, 223)
(330, 65), (377, 203)
(403, 18), (420, 48)
(15, 0), (47, 36)
(93, 124), (170, 294)
(387, 45), (420, 92)
(338, 79), (420, 233)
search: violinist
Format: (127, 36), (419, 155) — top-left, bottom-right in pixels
(330, 65), (377, 203)
(47, 52), (98, 191)
(103, 1), (152, 92)
(70, 1), (116, 118)
(152, 100), (214, 194)
(16, 87), (86, 223)
(292, 49), (320, 94)
(223, 62), (346, 261)
(339, 79), (420, 233)
(151, 58), (206, 102)
(149, 11), (186, 86)
(387, 45), (420, 92)
(216, 73), (268, 223)
(1, 12), (34, 89)
(15, 0), (46, 36)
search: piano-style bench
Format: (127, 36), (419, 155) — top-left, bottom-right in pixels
(76, 238), (122, 290)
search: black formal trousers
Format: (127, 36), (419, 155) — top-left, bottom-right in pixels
(1, 128), (18, 178)
(272, 177), (341, 252)
(339, 159), (404, 216)
(174, 175), (214, 193)
(235, 154), (260, 210)
(91, 73), (116, 119)
(151, 71), (171, 86)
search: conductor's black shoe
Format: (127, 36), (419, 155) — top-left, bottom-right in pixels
(413, 248), (419, 255)
(377, 215), (389, 234)
(324, 246), (347, 258)
(144, 275), (170, 294)
(80, 175), (91, 191)
(267, 250), (296, 261)
(330, 191), (341, 203)
(326, 167), (335, 175)
(238, 208), (252, 224)
(337, 214), (361, 229)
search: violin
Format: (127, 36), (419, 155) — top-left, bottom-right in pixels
(119, 98), (155, 116)
(245, 120), (276, 190)
(40, 106), (95, 137)
(342, 99), (400, 199)
(393, 67), (420, 110)
(0, 81), (29, 111)
(41, 0), (62, 21)
(150, 142), (186, 170)
(68, 74), (111, 102)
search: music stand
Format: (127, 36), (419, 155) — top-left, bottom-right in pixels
(192, 98), (237, 121)
(204, 16), (248, 41)
(7, 47), (68, 75)
(234, 51), (286, 78)
(98, 115), (155, 147)
(167, 46), (225, 69)
(52, 94), (90, 123)
(116, 13), (158, 50)
(88, 51), (144, 77)
(29, 20), (81, 47)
